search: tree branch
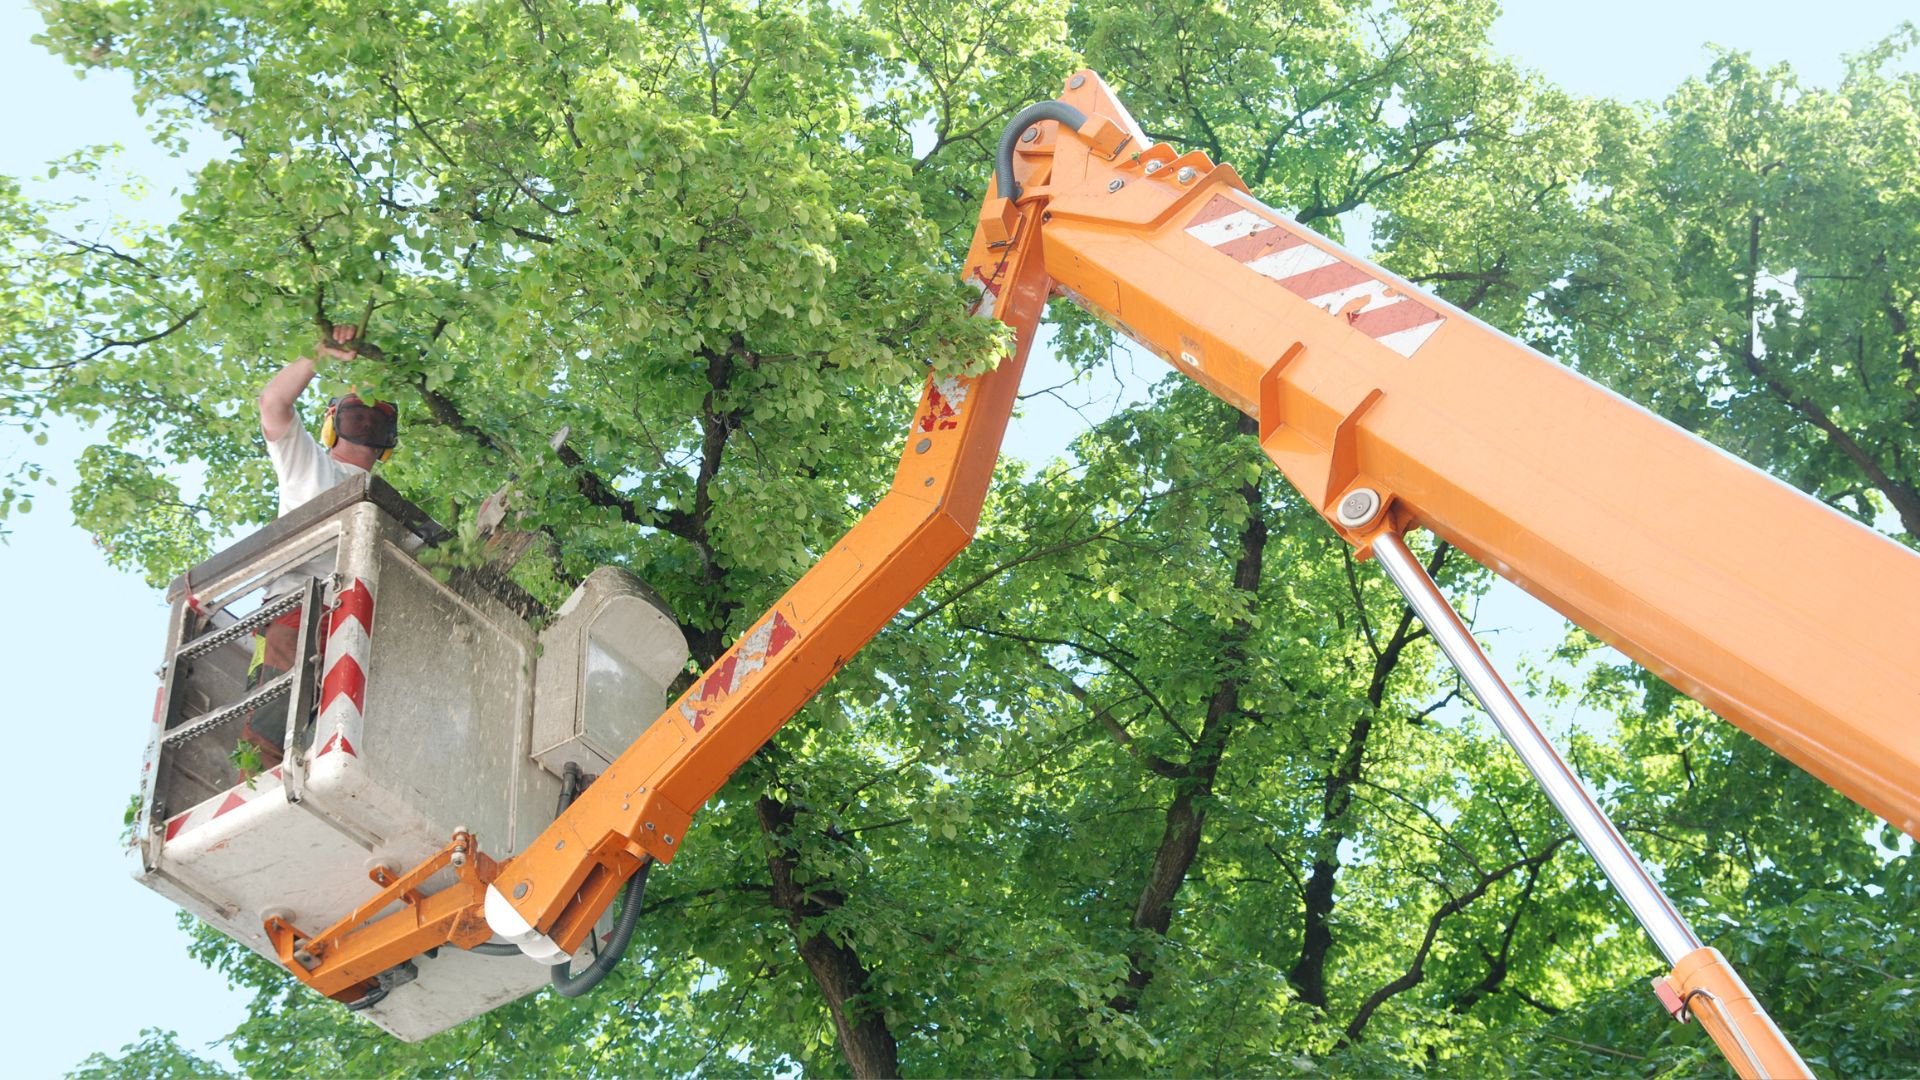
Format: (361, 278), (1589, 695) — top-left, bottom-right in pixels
(1342, 836), (1570, 1043)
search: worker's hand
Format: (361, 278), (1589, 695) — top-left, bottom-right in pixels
(317, 323), (360, 363)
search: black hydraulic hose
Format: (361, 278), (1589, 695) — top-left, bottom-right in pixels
(995, 100), (1089, 203)
(469, 941), (523, 956)
(548, 859), (651, 998)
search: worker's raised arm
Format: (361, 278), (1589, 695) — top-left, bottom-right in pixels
(259, 325), (357, 441)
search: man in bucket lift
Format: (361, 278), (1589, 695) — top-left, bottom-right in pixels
(260, 323), (397, 513)
(242, 323), (399, 765)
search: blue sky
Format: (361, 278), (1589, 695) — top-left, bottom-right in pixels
(1, 1), (1913, 1075)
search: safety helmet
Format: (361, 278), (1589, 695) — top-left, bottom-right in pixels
(320, 393), (399, 463)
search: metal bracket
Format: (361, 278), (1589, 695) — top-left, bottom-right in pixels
(139, 597), (193, 868)
(281, 576), (327, 791)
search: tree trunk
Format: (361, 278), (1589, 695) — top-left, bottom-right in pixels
(1109, 412), (1267, 1014)
(1286, 709), (1371, 1009)
(756, 796), (901, 1079)
(1288, 548), (1443, 1009)
(667, 351), (898, 1078)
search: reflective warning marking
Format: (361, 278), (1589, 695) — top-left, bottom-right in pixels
(1247, 243), (1341, 284)
(315, 578), (373, 759)
(1187, 208), (1272, 247)
(162, 766), (284, 844)
(916, 374), (971, 433)
(1305, 278), (1399, 316)
(1186, 194), (1446, 357)
(679, 611), (799, 733)
(1375, 320), (1446, 358)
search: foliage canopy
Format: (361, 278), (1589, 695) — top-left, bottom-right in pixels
(11, 1), (1916, 1075)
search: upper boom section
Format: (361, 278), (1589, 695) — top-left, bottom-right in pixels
(1002, 72), (1920, 836)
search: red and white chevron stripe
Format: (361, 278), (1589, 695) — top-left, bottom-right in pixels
(1185, 195), (1447, 359)
(163, 765), (286, 842)
(315, 578), (373, 759)
(679, 610), (798, 733)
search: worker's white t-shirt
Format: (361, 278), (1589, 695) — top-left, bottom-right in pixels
(266, 422), (366, 518)
(264, 423), (367, 598)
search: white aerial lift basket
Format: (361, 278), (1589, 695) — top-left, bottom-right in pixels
(130, 475), (686, 1040)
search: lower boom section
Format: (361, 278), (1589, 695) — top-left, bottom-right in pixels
(272, 192), (1057, 990)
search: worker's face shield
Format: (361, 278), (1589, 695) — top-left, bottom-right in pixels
(334, 397), (398, 450)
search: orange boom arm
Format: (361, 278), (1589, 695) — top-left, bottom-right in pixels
(275, 71), (1916, 1077)
(265, 155), (1060, 1001)
(1022, 82), (1920, 841)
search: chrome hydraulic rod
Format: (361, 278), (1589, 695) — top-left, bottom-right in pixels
(1370, 530), (1702, 964)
